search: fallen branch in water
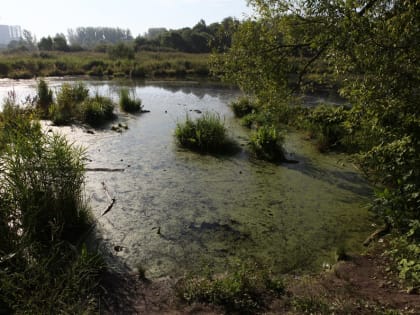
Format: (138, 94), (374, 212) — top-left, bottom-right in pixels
(102, 198), (116, 216)
(86, 168), (125, 172)
(101, 181), (116, 216)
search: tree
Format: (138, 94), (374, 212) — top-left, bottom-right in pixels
(52, 34), (69, 51)
(38, 36), (53, 51)
(216, 0), (420, 229)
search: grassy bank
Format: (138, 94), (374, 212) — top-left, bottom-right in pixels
(0, 51), (211, 79)
(0, 100), (104, 313)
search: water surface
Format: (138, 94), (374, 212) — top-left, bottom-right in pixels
(1, 78), (373, 278)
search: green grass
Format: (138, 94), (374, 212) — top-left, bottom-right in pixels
(0, 100), (104, 313)
(230, 97), (256, 118)
(177, 262), (284, 314)
(119, 88), (142, 113)
(0, 51), (211, 79)
(81, 94), (115, 126)
(175, 112), (232, 153)
(249, 125), (285, 162)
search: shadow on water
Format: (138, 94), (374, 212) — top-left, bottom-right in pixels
(283, 153), (373, 197)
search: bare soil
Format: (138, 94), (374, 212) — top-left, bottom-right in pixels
(100, 243), (420, 314)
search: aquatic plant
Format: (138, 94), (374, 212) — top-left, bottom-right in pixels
(36, 78), (53, 117)
(230, 97), (256, 118)
(119, 88), (142, 113)
(80, 94), (115, 126)
(175, 112), (230, 153)
(51, 82), (89, 125)
(249, 125), (285, 162)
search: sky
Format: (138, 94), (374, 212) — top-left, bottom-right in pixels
(0, 0), (253, 39)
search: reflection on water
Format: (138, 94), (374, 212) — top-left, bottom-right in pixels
(1, 78), (372, 278)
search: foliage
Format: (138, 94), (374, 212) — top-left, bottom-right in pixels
(230, 97), (256, 118)
(305, 105), (349, 152)
(68, 26), (133, 48)
(119, 88), (142, 113)
(250, 125), (285, 162)
(0, 104), (103, 313)
(35, 79), (53, 117)
(178, 262), (284, 314)
(216, 0), (420, 236)
(51, 82), (89, 124)
(108, 42), (135, 60)
(175, 112), (230, 153)
(292, 296), (330, 314)
(387, 220), (420, 288)
(0, 50), (210, 79)
(80, 94), (115, 126)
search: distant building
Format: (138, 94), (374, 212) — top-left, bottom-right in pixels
(0, 25), (22, 45)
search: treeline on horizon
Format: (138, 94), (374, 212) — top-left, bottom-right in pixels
(2, 17), (239, 54)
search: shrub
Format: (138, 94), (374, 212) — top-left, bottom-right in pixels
(0, 105), (104, 313)
(387, 220), (420, 289)
(119, 88), (142, 113)
(80, 95), (115, 126)
(108, 42), (135, 60)
(51, 83), (89, 125)
(306, 105), (348, 152)
(250, 125), (285, 162)
(178, 262), (284, 314)
(36, 79), (53, 117)
(175, 112), (229, 153)
(230, 97), (256, 118)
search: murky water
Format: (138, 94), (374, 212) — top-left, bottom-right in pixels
(1, 78), (373, 278)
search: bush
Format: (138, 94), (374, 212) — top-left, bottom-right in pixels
(80, 94), (115, 126)
(230, 97), (256, 118)
(387, 221), (420, 289)
(36, 79), (53, 117)
(175, 112), (230, 153)
(178, 262), (284, 314)
(108, 42), (135, 60)
(51, 83), (89, 125)
(250, 125), (285, 162)
(119, 88), (142, 113)
(0, 103), (104, 313)
(306, 105), (348, 152)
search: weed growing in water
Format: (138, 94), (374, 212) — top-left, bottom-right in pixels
(249, 125), (285, 162)
(175, 112), (232, 153)
(119, 88), (142, 113)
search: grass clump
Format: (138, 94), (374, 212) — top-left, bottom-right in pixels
(119, 88), (142, 113)
(250, 125), (285, 162)
(80, 94), (115, 126)
(230, 97), (256, 118)
(50, 82), (89, 125)
(35, 78), (53, 117)
(175, 112), (231, 153)
(178, 262), (284, 314)
(0, 101), (104, 313)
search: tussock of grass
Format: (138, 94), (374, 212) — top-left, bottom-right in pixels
(80, 94), (115, 126)
(119, 88), (142, 113)
(175, 112), (232, 153)
(250, 125), (285, 162)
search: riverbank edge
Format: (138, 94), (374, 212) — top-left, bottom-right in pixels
(100, 240), (420, 314)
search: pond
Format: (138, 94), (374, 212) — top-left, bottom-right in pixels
(0, 78), (373, 278)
